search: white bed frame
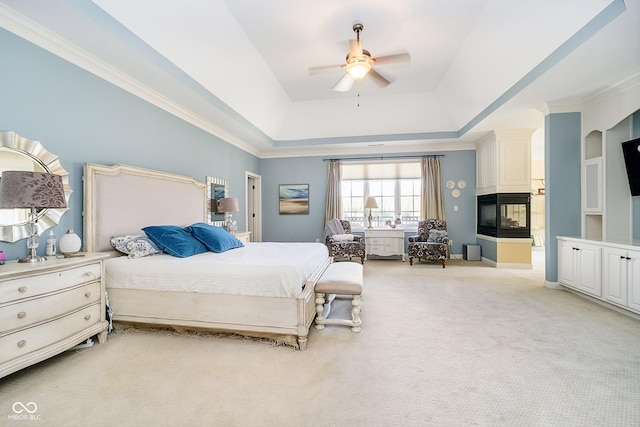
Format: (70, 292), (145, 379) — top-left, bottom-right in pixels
(83, 163), (329, 350)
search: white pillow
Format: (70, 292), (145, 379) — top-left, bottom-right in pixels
(332, 233), (354, 241)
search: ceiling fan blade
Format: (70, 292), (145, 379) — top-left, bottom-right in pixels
(349, 39), (363, 56)
(373, 52), (411, 65)
(332, 73), (355, 92)
(309, 64), (345, 74)
(367, 69), (390, 88)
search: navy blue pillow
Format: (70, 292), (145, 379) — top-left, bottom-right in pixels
(185, 222), (244, 253)
(142, 225), (208, 258)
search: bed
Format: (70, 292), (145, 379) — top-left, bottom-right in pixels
(83, 163), (331, 349)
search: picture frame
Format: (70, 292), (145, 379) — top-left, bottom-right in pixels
(279, 184), (309, 214)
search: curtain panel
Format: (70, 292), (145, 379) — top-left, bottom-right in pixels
(421, 157), (445, 220)
(323, 160), (342, 231)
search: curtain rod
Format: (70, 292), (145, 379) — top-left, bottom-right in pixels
(323, 154), (444, 162)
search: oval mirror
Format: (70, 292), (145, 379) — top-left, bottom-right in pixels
(0, 131), (71, 242)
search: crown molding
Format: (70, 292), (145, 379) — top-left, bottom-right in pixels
(581, 72), (640, 110)
(0, 3), (261, 157)
(538, 72), (640, 117)
(538, 100), (583, 116)
(258, 140), (477, 159)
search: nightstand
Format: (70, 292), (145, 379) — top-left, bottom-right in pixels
(0, 253), (110, 378)
(365, 228), (405, 261)
(234, 231), (251, 243)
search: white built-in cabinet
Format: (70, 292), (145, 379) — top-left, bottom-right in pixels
(602, 246), (640, 311)
(582, 115), (634, 241)
(558, 236), (640, 316)
(558, 238), (602, 297)
(476, 130), (533, 195)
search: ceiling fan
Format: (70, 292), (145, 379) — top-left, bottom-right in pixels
(310, 23), (411, 92)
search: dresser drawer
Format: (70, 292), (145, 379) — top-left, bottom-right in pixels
(367, 238), (387, 246)
(0, 262), (101, 303)
(366, 230), (404, 238)
(0, 303), (101, 363)
(0, 281), (101, 333)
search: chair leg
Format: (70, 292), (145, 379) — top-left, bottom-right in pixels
(442, 260), (446, 268)
(409, 257), (414, 265)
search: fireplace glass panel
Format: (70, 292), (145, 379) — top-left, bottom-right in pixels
(501, 203), (527, 230)
(477, 193), (530, 238)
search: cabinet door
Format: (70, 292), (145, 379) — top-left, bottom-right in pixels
(627, 251), (640, 313)
(602, 247), (628, 306)
(576, 243), (602, 297)
(558, 240), (577, 286)
(584, 158), (602, 212)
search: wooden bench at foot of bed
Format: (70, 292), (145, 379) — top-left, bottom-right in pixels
(314, 262), (364, 332)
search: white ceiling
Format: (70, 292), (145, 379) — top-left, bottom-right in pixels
(1, 0), (638, 158)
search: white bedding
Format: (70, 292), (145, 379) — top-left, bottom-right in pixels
(105, 242), (329, 298)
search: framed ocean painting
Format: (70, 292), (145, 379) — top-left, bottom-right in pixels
(279, 184), (309, 214)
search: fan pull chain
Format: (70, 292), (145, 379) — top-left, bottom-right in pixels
(357, 91), (360, 107)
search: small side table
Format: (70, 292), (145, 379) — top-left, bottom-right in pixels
(234, 231), (251, 243)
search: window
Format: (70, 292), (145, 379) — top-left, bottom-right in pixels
(341, 180), (365, 227)
(341, 178), (421, 228)
(340, 161), (422, 229)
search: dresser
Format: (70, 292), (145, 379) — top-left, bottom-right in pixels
(0, 253), (110, 378)
(365, 228), (405, 261)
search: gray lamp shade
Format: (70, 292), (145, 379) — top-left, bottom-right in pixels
(0, 171), (67, 209)
(217, 197), (239, 213)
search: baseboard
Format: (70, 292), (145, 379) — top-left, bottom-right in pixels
(481, 257), (496, 267)
(481, 257), (532, 269)
(545, 280), (563, 289)
(561, 286), (640, 321)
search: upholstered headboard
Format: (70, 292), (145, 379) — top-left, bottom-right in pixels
(83, 163), (208, 252)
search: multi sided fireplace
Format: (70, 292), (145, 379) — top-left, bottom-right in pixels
(477, 193), (531, 238)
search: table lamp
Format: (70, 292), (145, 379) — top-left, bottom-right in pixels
(364, 196), (379, 229)
(217, 197), (239, 232)
(0, 171), (67, 263)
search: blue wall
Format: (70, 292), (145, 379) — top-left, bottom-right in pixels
(261, 150), (478, 254)
(545, 112), (582, 283)
(0, 29), (260, 260)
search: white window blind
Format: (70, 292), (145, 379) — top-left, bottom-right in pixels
(341, 161), (421, 180)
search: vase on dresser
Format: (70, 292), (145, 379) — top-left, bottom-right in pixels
(59, 229), (82, 254)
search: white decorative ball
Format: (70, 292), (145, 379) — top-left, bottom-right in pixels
(59, 229), (82, 254)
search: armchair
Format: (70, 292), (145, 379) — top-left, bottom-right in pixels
(408, 219), (449, 268)
(325, 220), (365, 264)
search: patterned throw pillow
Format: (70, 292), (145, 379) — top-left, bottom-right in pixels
(110, 235), (162, 259)
(427, 229), (448, 243)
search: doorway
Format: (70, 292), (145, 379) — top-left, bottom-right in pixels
(246, 172), (262, 242)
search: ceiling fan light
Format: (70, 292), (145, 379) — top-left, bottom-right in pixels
(346, 59), (371, 80)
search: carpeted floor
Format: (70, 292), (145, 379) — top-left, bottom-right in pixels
(2, 254), (639, 427)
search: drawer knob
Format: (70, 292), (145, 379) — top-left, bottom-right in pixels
(17, 311), (26, 319)
(83, 272), (97, 280)
(84, 314), (91, 320)
(17, 340), (26, 348)
(18, 286), (27, 293)
(85, 291), (92, 298)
